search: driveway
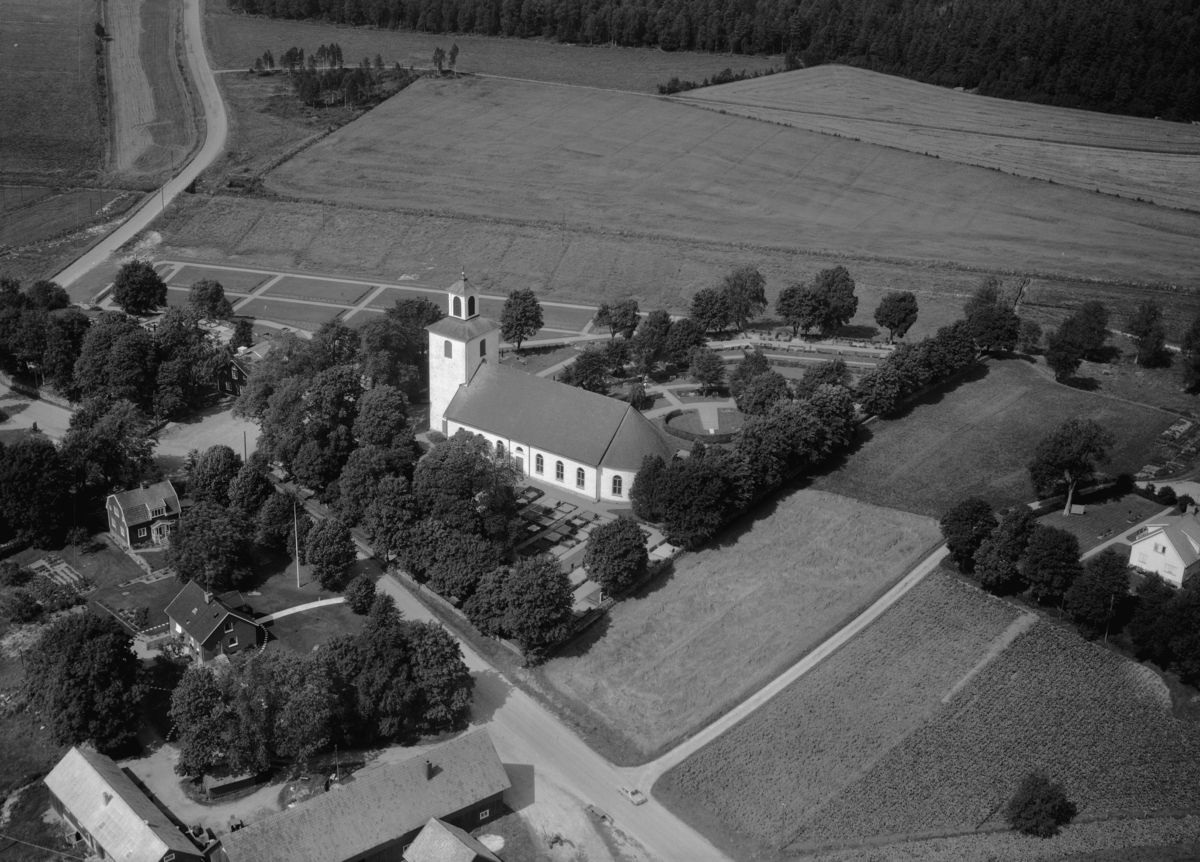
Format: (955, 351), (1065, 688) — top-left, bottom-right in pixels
(155, 404), (260, 471)
(0, 382), (73, 440)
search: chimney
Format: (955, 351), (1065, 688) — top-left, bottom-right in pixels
(425, 760), (434, 781)
(204, 591), (213, 605)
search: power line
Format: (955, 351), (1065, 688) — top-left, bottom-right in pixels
(0, 831), (82, 859)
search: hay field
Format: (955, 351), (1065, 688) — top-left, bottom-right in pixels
(655, 573), (1028, 857)
(0, 189), (127, 247)
(1, 0), (105, 180)
(811, 359), (1175, 518)
(537, 489), (941, 757)
(681, 66), (1200, 212)
(205, 2), (778, 92)
(792, 622), (1200, 849)
(265, 76), (1200, 292)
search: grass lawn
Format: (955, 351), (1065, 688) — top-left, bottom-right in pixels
(265, 603), (363, 654)
(9, 541), (147, 592)
(235, 298), (344, 329)
(655, 573), (1026, 858)
(90, 576), (185, 632)
(811, 359), (1175, 519)
(667, 409), (744, 436)
(472, 811), (548, 862)
(167, 264), (270, 294)
(1038, 492), (1168, 554)
(536, 488), (941, 760)
(367, 285), (447, 309)
(265, 275), (370, 305)
(500, 345), (578, 375)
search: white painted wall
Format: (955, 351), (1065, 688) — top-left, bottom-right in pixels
(599, 466), (636, 503)
(427, 326), (501, 435)
(1130, 533), (1187, 587)
(448, 421), (601, 502)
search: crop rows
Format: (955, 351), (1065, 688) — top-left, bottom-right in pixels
(793, 623), (1200, 847)
(655, 573), (1022, 849)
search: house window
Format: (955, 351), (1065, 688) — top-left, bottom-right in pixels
(453, 296), (462, 317)
(224, 621), (235, 633)
(555, 461), (564, 481)
(576, 468), (585, 488)
(479, 809), (489, 821)
(612, 476), (623, 496)
(536, 454), (544, 474)
(137, 527), (147, 538)
(151, 506), (165, 518)
(480, 339), (487, 358)
(1139, 553), (1148, 565)
(468, 296), (476, 316)
(1154, 543), (1166, 554)
(228, 637), (238, 647)
(444, 340), (453, 358)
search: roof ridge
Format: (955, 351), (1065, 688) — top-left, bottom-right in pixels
(595, 403), (636, 471)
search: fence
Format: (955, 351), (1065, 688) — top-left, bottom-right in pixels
(0, 371), (74, 410)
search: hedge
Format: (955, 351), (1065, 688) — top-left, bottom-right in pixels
(659, 408), (740, 445)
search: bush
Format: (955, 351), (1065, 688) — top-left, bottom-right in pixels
(0, 561), (32, 587)
(583, 517), (648, 593)
(66, 526), (92, 551)
(1005, 769), (1077, 837)
(7, 590), (42, 623)
(344, 574), (376, 614)
(660, 409), (740, 445)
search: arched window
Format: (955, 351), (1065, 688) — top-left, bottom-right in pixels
(480, 339), (487, 358)
(495, 440), (504, 456)
(612, 475), (623, 497)
(576, 468), (585, 488)
(555, 461), (564, 481)
(452, 296), (462, 317)
(443, 340), (452, 358)
(535, 454), (544, 474)
(467, 296), (476, 316)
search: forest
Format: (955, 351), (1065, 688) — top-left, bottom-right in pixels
(226, 0), (1200, 121)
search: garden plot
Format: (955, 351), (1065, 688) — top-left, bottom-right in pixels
(265, 275), (371, 305)
(655, 573), (1027, 857)
(791, 622), (1200, 849)
(167, 264), (269, 294)
(538, 489), (941, 758)
(235, 298), (343, 329)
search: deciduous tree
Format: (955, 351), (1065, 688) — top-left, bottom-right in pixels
(584, 517), (648, 592)
(352, 384), (410, 448)
(1028, 418), (1114, 514)
(189, 444), (242, 507)
(722, 265), (768, 332)
(1182, 313), (1200, 391)
(227, 463), (274, 519)
(0, 433), (70, 545)
(873, 291), (918, 342)
(792, 358), (850, 400)
(690, 286), (730, 333)
(1065, 547), (1133, 638)
(1022, 525), (1083, 603)
(1127, 300), (1168, 367)
(500, 289), (543, 352)
(594, 299), (640, 339)
(306, 517), (357, 590)
(813, 266), (858, 334)
(776, 283), (828, 336)
(168, 501), (252, 591)
(188, 279), (234, 319)
(736, 370), (791, 415)
(560, 345), (610, 394)
(939, 497), (995, 572)
(112, 260), (167, 316)
(689, 346), (726, 395)
(344, 574), (377, 614)
(663, 317), (707, 365)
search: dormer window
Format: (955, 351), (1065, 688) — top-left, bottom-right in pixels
(151, 504), (166, 518)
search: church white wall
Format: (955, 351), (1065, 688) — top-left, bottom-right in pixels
(428, 328), (502, 435)
(446, 421), (601, 502)
(599, 467), (636, 503)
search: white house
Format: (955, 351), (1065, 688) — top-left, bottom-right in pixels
(1128, 513), (1200, 587)
(426, 275), (674, 504)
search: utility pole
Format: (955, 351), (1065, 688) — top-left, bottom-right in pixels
(1104, 593), (1115, 643)
(243, 430), (247, 462)
(294, 499), (301, 589)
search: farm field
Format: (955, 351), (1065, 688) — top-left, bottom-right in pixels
(653, 573), (1029, 857)
(537, 488), (941, 759)
(264, 76), (1200, 292)
(811, 359), (1176, 518)
(205, 2), (779, 93)
(791, 622), (1200, 850)
(0, 189), (131, 247)
(0, 0), (105, 181)
(681, 65), (1200, 212)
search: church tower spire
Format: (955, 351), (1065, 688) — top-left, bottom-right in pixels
(425, 272), (500, 435)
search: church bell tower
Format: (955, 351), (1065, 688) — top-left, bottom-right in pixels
(425, 272), (501, 435)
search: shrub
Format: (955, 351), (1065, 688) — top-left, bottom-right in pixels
(7, 590), (42, 623)
(938, 497), (996, 573)
(66, 526), (92, 551)
(0, 561), (32, 587)
(1004, 769), (1077, 837)
(583, 518), (648, 593)
(344, 574), (376, 614)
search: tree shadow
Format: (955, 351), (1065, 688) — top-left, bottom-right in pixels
(176, 399), (237, 426)
(1061, 375), (1100, 392)
(1087, 345), (1124, 364)
(833, 323), (880, 340)
(878, 361), (993, 422)
(549, 611), (612, 660)
(470, 669), (512, 724)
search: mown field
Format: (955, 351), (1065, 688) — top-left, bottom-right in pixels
(0, 0), (105, 181)
(681, 65), (1200, 213)
(0, 189), (130, 247)
(536, 489), (941, 759)
(264, 76), (1200, 293)
(791, 622), (1200, 850)
(205, 2), (779, 92)
(811, 359), (1176, 519)
(655, 573), (1030, 858)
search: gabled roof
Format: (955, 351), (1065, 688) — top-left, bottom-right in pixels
(444, 363), (674, 470)
(44, 747), (200, 862)
(164, 580), (259, 645)
(428, 316), (500, 342)
(231, 340), (275, 373)
(404, 818), (502, 862)
(1135, 514), (1200, 567)
(220, 730), (510, 862)
(109, 481), (181, 527)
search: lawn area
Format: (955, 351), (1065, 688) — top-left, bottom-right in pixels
(500, 344), (578, 375)
(167, 264), (270, 294)
(368, 285), (447, 309)
(265, 275), (371, 305)
(536, 488), (942, 760)
(654, 573), (1028, 858)
(9, 541), (147, 592)
(811, 358), (1175, 519)
(667, 408), (744, 436)
(236, 297), (344, 329)
(791, 622), (1200, 849)
(0, 189), (132, 247)
(90, 575), (185, 632)
(1037, 492), (1168, 554)
(265, 603), (363, 654)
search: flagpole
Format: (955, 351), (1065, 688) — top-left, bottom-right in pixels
(294, 499), (300, 589)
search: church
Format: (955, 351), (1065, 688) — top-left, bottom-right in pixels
(426, 276), (675, 504)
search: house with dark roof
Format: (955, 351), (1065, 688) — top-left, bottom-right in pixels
(427, 276), (674, 504)
(1129, 513), (1200, 587)
(44, 747), (204, 862)
(219, 340), (275, 397)
(106, 480), (182, 549)
(165, 580), (262, 663)
(217, 730), (511, 862)
(403, 818), (502, 862)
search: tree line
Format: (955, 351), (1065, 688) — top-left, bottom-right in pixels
(225, 0), (1200, 121)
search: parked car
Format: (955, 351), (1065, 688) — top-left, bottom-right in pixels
(619, 787), (647, 806)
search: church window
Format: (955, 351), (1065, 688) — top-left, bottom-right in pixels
(468, 296), (476, 316)
(555, 461), (564, 481)
(444, 340), (452, 358)
(536, 454), (544, 474)
(612, 476), (623, 496)
(496, 440), (505, 456)
(453, 297), (462, 317)
(576, 468), (585, 489)
(480, 340), (487, 358)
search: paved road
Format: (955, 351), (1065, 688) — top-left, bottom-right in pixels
(52, 0), (228, 288)
(372, 576), (729, 862)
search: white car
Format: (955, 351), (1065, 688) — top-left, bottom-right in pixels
(619, 787), (647, 806)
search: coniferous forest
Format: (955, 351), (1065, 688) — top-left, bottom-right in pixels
(228, 0), (1200, 121)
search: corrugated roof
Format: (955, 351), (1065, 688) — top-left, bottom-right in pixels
(164, 581), (259, 645)
(444, 363), (673, 469)
(44, 747), (200, 862)
(428, 316), (499, 341)
(110, 481), (181, 528)
(221, 730), (510, 862)
(404, 818), (501, 862)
